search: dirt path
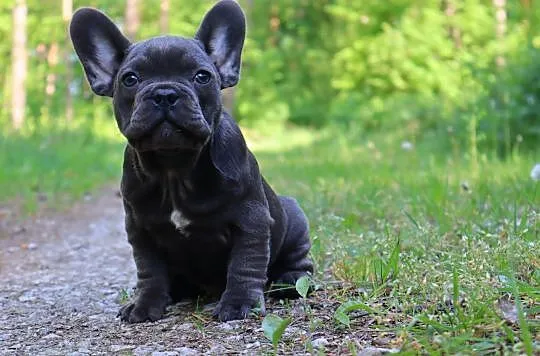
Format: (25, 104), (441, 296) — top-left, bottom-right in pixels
(0, 188), (388, 355)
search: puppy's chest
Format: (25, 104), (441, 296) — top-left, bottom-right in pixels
(169, 209), (191, 232)
(145, 207), (231, 248)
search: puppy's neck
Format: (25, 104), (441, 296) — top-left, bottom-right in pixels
(133, 147), (202, 178)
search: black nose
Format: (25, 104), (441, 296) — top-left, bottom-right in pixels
(152, 88), (179, 107)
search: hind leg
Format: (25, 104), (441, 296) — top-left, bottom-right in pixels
(268, 196), (313, 298)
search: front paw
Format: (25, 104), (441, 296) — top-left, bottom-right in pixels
(117, 296), (168, 323)
(213, 292), (266, 322)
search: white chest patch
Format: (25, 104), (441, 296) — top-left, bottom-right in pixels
(170, 210), (191, 232)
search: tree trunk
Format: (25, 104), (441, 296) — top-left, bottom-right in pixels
(494, 0), (506, 67)
(125, 0), (140, 41)
(159, 0), (170, 34)
(63, 0), (73, 122)
(442, 0), (462, 49)
(11, 0), (27, 130)
(519, 0), (532, 40)
(45, 42), (59, 112)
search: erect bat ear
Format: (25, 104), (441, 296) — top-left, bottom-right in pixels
(69, 8), (131, 97)
(195, 1), (246, 89)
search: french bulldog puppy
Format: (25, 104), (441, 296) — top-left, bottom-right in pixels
(69, 1), (313, 322)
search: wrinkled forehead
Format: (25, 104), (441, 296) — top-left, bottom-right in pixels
(122, 36), (211, 73)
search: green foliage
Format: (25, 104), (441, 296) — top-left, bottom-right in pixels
(465, 45), (540, 154)
(0, 116), (123, 211)
(253, 128), (538, 353)
(1, 0), (539, 154)
(294, 275), (311, 298)
(334, 300), (379, 327)
(262, 314), (291, 350)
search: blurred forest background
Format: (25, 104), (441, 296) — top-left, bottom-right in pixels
(0, 0), (539, 206)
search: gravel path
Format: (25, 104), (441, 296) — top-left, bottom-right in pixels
(0, 188), (390, 355)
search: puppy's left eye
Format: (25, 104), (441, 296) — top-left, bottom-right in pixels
(194, 70), (212, 85)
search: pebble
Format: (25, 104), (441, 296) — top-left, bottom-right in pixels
(110, 344), (134, 352)
(312, 337), (329, 348)
(174, 347), (198, 355)
(245, 341), (260, 349)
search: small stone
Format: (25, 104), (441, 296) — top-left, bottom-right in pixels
(358, 347), (400, 356)
(217, 322), (234, 331)
(110, 345), (134, 352)
(245, 342), (260, 349)
(174, 347), (198, 356)
(42, 333), (61, 340)
(217, 320), (242, 331)
(176, 322), (193, 331)
(207, 344), (227, 354)
(312, 337), (329, 348)
(152, 352), (179, 356)
(134, 346), (156, 356)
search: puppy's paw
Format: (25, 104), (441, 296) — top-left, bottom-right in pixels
(213, 293), (266, 322)
(117, 298), (167, 323)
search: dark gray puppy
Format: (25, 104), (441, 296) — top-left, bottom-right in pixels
(69, 0), (313, 322)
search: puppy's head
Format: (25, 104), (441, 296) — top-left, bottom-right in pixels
(70, 1), (245, 156)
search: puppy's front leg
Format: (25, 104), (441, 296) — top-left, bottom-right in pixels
(118, 216), (170, 323)
(214, 205), (272, 321)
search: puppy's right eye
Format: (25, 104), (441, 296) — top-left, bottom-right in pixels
(194, 70), (212, 85)
(121, 72), (139, 87)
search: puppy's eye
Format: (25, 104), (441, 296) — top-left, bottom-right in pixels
(194, 70), (212, 85)
(121, 72), (139, 87)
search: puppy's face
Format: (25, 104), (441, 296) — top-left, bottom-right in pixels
(114, 38), (217, 153)
(70, 1), (245, 157)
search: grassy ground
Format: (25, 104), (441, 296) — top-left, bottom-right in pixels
(0, 117), (124, 213)
(252, 128), (539, 354)
(1, 122), (538, 353)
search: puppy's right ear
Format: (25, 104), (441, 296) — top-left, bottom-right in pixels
(69, 8), (130, 97)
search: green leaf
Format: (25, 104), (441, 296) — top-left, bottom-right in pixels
(262, 314), (292, 348)
(295, 275), (311, 298)
(334, 300), (378, 327)
(387, 238), (400, 279)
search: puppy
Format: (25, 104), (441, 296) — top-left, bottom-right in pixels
(69, 1), (313, 322)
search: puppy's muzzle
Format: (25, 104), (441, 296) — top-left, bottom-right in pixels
(124, 83), (211, 151)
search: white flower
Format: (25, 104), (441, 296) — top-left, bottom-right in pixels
(531, 163), (540, 181)
(401, 141), (413, 151)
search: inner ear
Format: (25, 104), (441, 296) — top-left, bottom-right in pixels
(70, 8), (130, 97)
(195, 1), (246, 89)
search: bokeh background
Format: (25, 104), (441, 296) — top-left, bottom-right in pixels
(1, 0), (539, 209)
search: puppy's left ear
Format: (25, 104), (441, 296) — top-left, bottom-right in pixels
(195, 0), (246, 89)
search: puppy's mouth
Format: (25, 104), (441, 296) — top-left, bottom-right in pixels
(130, 119), (210, 153)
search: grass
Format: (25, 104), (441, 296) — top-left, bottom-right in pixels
(0, 117), (538, 353)
(252, 127), (539, 354)
(0, 115), (124, 213)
